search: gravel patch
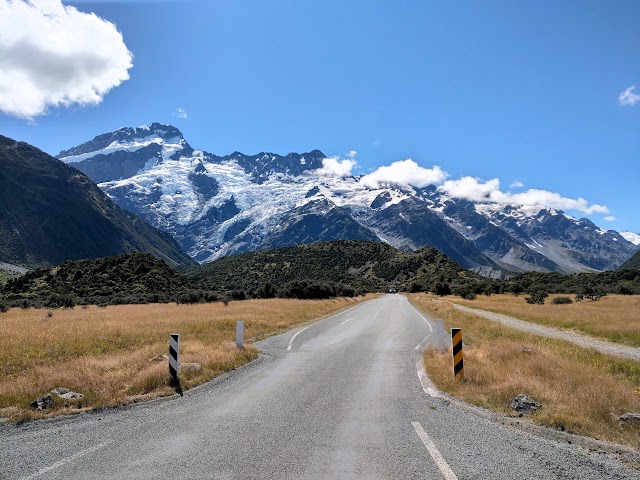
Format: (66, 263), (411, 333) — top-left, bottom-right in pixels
(452, 304), (640, 361)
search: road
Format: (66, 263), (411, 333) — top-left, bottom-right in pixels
(2, 295), (638, 479)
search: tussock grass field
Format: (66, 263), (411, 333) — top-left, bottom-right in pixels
(453, 294), (640, 347)
(410, 294), (640, 449)
(0, 296), (370, 422)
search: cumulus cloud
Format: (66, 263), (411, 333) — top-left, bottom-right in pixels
(0, 0), (133, 119)
(359, 159), (447, 189)
(317, 155), (358, 177)
(618, 86), (640, 107)
(438, 176), (609, 215)
(509, 180), (524, 189)
(604, 216), (616, 222)
(174, 107), (188, 119)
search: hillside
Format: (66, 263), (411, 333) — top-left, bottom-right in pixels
(188, 240), (483, 294)
(621, 250), (640, 270)
(0, 135), (195, 269)
(1, 252), (193, 306)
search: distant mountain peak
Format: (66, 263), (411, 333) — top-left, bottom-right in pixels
(54, 124), (639, 274)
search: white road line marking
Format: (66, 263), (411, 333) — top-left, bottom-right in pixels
(340, 317), (354, 325)
(412, 422), (458, 480)
(415, 334), (431, 350)
(287, 325), (312, 351)
(21, 440), (114, 480)
(416, 358), (441, 398)
(408, 301), (433, 332)
(285, 303), (363, 351)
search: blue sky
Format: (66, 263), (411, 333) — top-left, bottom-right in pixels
(1, 0), (639, 233)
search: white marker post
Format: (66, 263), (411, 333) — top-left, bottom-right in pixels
(435, 320), (447, 354)
(169, 333), (180, 380)
(236, 321), (244, 349)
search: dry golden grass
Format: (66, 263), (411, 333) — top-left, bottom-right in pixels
(452, 294), (640, 347)
(0, 296), (372, 421)
(410, 293), (640, 449)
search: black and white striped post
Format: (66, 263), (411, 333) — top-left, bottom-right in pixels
(169, 333), (180, 380)
(451, 328), (464, 380)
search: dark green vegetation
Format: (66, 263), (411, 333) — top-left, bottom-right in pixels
(621, 250), (640, 270)
(0, 253), (201, 308)
(2, 241), (640, 310)
(0, 135), (194, 269)
(189, 240), (485, 296)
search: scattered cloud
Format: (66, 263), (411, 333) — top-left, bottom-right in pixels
(0, 0), (133, 120)
(174, 107), (188, 119)
(604, 216), (616, 222)
(373, 139), (382, 147)
(317, 155), (358, 177)
(360, 159), (448, 189)
(509, 180), (524, 189)
(618, 86), (640, 107)
(438, 176), (609, 215)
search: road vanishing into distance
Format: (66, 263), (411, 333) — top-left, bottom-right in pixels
(2, 295), (638, 479)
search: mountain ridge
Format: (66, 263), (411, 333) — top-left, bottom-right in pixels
(0, 135), (195, 269)
(56, 123), (638, 274)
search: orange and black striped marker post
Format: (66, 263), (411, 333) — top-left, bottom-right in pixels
(451, 328), (464, 379)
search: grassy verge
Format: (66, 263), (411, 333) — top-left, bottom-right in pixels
(0, 296), (372, 422)
(451, 294), (640, 347)
(410, 293), (640, 449)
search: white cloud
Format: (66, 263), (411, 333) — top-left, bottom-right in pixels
(373, 139), (382, 146)
(618, 86), (640, 107)
(174, 107), (188, 119)
(0, 0), (133, 120)
(438, 176), (610, 215)
(604, 216), (616, 222)
(317, 155), (357, 177)
(359, 159), (448, 188)
(509, 180), (524, 189)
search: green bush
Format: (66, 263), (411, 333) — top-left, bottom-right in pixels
(551, 296), (573, 305)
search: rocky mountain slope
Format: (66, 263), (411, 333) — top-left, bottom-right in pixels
(0, 135), (195, 268)
(57, 124), (638, 275)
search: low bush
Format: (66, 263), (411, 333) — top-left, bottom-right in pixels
(551, 296), (573, 305)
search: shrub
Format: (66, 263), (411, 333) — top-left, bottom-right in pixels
(551, 296), (573, 305)
(525, 291), (548, 305)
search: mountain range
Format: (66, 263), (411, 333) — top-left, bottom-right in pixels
(55, 123), (638, 276)
(0, 135), (194, 268)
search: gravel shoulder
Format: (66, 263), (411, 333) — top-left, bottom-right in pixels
(452, 303), (640, 361)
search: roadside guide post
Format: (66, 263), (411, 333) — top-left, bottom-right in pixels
(451, 328), (464, 380)
(236, 321), (244, 349)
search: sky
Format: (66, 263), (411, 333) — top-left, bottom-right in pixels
(1, 0), (639, 233)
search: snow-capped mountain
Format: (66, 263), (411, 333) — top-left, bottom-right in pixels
(57, 124), (639, 274)
(621, 232), (640, 246)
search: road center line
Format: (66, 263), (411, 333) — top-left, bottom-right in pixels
(412, 422), (458, 480)
(408, 301), (433, 332)
(340, 317), (354, 325)
(21, 439), (114, 480)
(287, 325), (312, 351)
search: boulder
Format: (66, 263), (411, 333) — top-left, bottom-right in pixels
(51, 387), (83, 400)
(31, 395), (53, 410)
(619, 413), (640, 423)
(510, 394), (541, 414)
(180, 362), (202, 373)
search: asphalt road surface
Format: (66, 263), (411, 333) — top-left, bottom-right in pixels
(2, 295), (638, 479)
